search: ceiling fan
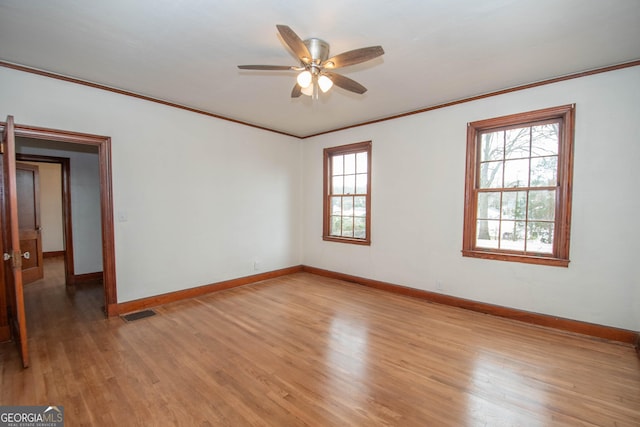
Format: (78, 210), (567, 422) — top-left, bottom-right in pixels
(238, 25), (384, 99)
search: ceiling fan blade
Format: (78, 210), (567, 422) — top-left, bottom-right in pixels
(323, 46), (384, 69)
(291, 84), (302, 98)
(324, 72), (367, 94)
(276, 25), (312, 63)
(238, 65), (296, 70)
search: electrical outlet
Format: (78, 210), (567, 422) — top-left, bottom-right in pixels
(436, 280), (443, 291)
(253, 260), (261, 271)
(117, 211), (128, 222)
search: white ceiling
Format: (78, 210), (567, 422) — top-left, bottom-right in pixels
(1, 0), (639, 137)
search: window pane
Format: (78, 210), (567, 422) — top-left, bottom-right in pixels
(332, 176), (343, 194)
(501, 191), (527, 220)
(503, 158), (529, 187)
(344, 175), (356, 194)
(480, 161), (503, 188)
(505, 127), (530, 160)
(500, 221), (525, 251)
(527, 222), (554, 254)
(342, 216), (354, 237)
(477, 192), (501, 220)
(332, 155), (343, 175)
(354, 217), (366, 238)
(356, 174), (367, 194)
(480, 131), (503, 162)
(356, 152), (368, 173)
(331, 197), (342, 215)
(531, 123), (559, 156)
(354, 196), (366, 217)
(331, 216), (342, 236)
(528, 190), (555, 221)
(344, 153), (356, 174)
(342, 196), (354, 215)
(530, 156), (557, 187)
(476, 219), (500, 248)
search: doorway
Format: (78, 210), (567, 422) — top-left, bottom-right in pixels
(1, 120), (117, 316)
(17, 141), (101, 290)
(17, 154), (71, 287)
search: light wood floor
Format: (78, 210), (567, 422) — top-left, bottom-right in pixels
(1, 258), (639, 426)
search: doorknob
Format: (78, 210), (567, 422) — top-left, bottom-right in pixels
(3, 251), (30, 260)
(3, 250), (26, 268)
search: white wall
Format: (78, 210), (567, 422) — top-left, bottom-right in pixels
(1, 64), (637, 331)
(302, 66), (640, 331)
(18, 141), (102, 274)
(0, 66), (302, 302)
(20, 161), (64, 253)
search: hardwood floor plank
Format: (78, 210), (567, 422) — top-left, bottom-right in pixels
(1, 257), (639, 426)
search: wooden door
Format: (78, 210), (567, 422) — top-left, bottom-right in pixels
(1, 115), (29, 368)
(17, 162), (44, 284)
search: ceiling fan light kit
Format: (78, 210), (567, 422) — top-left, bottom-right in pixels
(296, 70), (312, 88)
(318, 75), (333, 92)
(238, 25), (384, 100)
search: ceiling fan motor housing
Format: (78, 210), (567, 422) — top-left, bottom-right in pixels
(303, 38), (330, 66)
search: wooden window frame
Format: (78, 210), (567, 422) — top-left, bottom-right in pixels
(462, 105), (575, 267)
(323, 141), (372, 245)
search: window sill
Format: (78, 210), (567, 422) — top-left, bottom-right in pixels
(323, 236), (371, 246)
(462, 249), (569, 267)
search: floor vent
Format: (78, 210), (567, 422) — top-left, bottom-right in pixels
(121, 309), (156, 322)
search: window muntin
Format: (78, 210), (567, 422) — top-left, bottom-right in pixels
(463, 105), (574, 266)
(323, 142), (371, 245)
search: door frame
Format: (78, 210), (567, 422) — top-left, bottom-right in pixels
(17, 154), (74, 287)
(0, 121), (117, 316)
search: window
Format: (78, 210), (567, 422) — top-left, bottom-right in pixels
(462, 105), (575, 266)
(323, 141), (371, 245)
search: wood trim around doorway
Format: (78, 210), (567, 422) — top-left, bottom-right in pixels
(0, 121), (117, 315)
